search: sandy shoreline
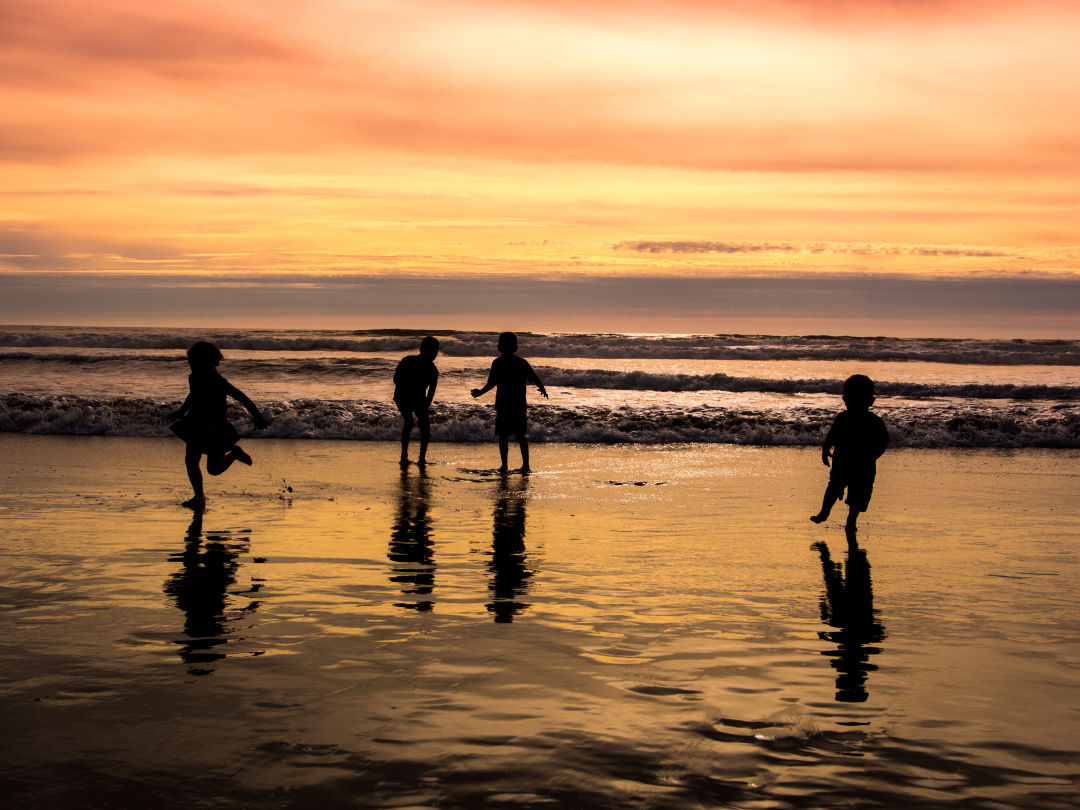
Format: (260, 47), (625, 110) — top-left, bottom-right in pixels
(2, 435), (1079, 808)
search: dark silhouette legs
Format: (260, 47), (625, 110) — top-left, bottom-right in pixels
(400, 409), (430, 466)
(184, 445), (204, 507)
(811, 481), (860, 534)
(498, 434), (529, 473)
(184, 443), (252, 507)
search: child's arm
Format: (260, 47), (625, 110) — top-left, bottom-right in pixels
(426, 369), (439, 407)
(168, 393), (192, 421)
(224, 379), (270, 429)
(872, 418), (889, 459)
(471, 363), (496, 398)
(821, 420), (838, 466)
(525, 360), (548, 399)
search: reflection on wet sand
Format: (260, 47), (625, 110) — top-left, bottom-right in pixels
(163, 510), (261, 674)
(813, 538), (885, 702)
(388, 469), (436, 612)
(486, 476), (534, 623)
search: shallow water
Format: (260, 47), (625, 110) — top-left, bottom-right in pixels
(1, 437), (1078, 808)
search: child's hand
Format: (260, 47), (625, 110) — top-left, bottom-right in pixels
(471, 388), (482, 398)
(821, 449), (832, 466)
(253, 414), (270, 430)
(539, 389), (549, 399)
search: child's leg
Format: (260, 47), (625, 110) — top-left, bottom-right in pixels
(399, 408), (414, 462)
(183, 445), (205, 505)
(416, 409), (430, 465)
(498, 435), (510, 471)
(844, 505), (859, 535)
(207, 451), (238, 475)
(811, 481), (843, 523)
(518, 436), (530, 472)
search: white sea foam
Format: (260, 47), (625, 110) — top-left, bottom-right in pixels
(3, 326), (1077, 447)
(2, 394), (1077, 448)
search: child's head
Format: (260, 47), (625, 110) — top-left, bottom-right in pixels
(497, 332), (518, 354)
(419, 335), (440, 360)
(842, 374), (875, 411)
(187, 340), (222, 371)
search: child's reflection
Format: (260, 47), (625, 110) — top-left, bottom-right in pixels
(486, 476), (533, 623)
(813, 538), (885, 703)
(388, 469), (436, 612)
(164, 509), (260, 675)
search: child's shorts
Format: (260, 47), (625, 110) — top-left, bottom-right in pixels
(829, 471), (875, 513)
(495, 408), (527, 438)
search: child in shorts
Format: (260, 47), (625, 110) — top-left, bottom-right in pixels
(810, 374), (889, 536)
(471, 332), (547, 472)
(393, 336), (440, 467)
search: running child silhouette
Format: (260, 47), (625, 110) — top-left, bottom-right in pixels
(394, 336), (439, 467)
(169, 341), (269, 509)
(810, 374), (889, 536)
(471, 332), (548, 473)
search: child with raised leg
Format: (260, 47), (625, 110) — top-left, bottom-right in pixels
(810, 374), (889, 536)
(169, 341), (269, 508)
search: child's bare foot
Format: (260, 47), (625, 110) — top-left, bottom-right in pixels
(399, 457), (409, 468)
(810, 513), (828, 523)
(232, 446), (253, 465)
(520, 466), (531, 474)
(182, 496), (206, 509)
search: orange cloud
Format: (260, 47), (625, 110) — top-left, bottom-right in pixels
(1, 0), (1078, 290)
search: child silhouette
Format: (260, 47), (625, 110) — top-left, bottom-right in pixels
(169, 341), (269, 509)
(471, 332), (547, 473)
(810, 374), (889, 536)
(393, 336), (439, 467)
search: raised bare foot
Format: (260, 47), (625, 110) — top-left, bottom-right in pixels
(232, 446), (253, 465)
(810, 513), (828, 523)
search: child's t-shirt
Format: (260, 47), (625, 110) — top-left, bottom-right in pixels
(826, 410), (889, 472)
(486, 355), (541, 413)
(393, 355), (438, 406)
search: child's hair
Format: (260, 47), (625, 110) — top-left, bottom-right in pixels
(497, 332), (518, 353)
(187, 340), (223, 368)
(420, 336), (439, 358)
(842, 374), (875, 408)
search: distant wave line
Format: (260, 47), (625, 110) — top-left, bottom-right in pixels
(2, 352), (1077, 400)
(2, 329), (1079, 366)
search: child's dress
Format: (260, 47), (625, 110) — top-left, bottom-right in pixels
(171, 369), (239, 453)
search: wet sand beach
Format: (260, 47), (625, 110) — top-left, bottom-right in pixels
(2, 435), (1078, 808)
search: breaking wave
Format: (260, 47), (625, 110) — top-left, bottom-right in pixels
(3, 394), (1077, 448)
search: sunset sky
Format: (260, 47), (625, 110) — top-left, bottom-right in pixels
(2, 0), (1079, 335)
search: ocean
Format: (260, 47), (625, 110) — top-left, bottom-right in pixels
(4, 326), (1080, 808)
(2, 325), (1079, 447)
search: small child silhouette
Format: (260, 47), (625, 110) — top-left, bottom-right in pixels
(810, 374), (889, 536)
(169, 341), (269, 509)
(471, 332), (547, 473)
(393, 336), (439, 467)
